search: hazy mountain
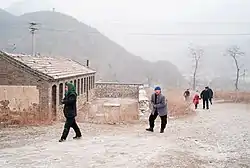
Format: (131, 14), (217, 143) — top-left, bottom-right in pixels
(4, 1), (250, 81)
(5, 0), (54, 16)
(0, 9), (184, 87)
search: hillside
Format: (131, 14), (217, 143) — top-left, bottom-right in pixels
(0, 10), (184, 87)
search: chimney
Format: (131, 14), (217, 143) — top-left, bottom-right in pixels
(86, 60), (89, 67)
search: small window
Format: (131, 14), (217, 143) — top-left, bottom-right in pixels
(59, 83), (63, 104)
(84, 77), (86, 93)
(86, 77), (89, 91)
(93, 76), (95, 88)
(91, 76), (94, 89)
(88, 76), (91, 90)
(77, 79), (80, 95)
(81, 78), (83, 94)
(74, 80), (76, 87)
(90, 76), (92, 89)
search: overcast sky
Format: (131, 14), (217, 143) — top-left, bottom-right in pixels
(1, 0), (250, 73)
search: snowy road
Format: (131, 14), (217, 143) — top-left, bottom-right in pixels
(0, 103), (249, 168)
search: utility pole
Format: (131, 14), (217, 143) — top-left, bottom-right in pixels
(29, 22), (39, 56)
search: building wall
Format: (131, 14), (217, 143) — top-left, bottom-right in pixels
(0, 57), (50, 123)
(49, 73), (96, 121)
(0, 85), (39, 110)
(0, 56), (96, 125)
(0, 86), (40, 125)
(95, 82), (143, 99)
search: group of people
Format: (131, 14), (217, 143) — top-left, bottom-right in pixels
(59, 84), (214, 141)
(184, 86), (214, 110)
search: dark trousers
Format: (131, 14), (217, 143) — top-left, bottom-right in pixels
(61, 118), (81, 140)
(209, 98), (212, 105)
(149, 112), (167, 131)
(194, 103), (198, 109)
(203, 99), (209, 109)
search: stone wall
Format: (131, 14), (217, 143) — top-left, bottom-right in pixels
(76, 82), (143, 124)
(77, 98), (139, 124)
(95, 82), (142, 99)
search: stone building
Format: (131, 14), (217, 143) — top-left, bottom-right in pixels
(0, 51), (96, 123)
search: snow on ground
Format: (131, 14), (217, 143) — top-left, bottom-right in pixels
(0, 103), (249, 168)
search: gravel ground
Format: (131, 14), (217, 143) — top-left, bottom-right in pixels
(0, 103), (250, 168)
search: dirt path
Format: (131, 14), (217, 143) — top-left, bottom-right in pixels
(0, 103), (250, 168)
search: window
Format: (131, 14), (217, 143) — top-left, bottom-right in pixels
(88, 76), (91, 90)
(81, 78), (83, 94)
(90, 76), (93, 89)
(93, 76), (95, 88)
(84, 77), (86, 93)
(74, 80), (76, 87)
(77, 79), (80, 95)
(86, 77), (89, 91)
(59, 83), (63, 104)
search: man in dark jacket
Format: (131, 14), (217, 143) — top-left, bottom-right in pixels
(207, 87), (214, 105)
(200, 87), (210, 110)
(59, 82), (82, 142)
(146, 86), (167, 133)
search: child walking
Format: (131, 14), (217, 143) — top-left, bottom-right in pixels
(193, 90), (200, 109)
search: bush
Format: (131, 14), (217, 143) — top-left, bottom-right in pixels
(146, 88), (194, 118)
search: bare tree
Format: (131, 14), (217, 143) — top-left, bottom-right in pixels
(227, 46), (245, 90)
(189, 47), (203, 90)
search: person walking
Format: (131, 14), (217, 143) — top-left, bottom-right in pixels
(146, 86), (167, 133)
(193, 90), (200, 109)
(183, 89), (190, 101)
(207, 87), (214, 105)
(200, 87), (210, 110)
(59, 82), (82, 142)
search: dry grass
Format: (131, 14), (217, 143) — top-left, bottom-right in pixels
(164, 89), (194, 118)
(0, 111), (52, 128)
(146, 88), (194, 118)
(214, 91), (250, 103)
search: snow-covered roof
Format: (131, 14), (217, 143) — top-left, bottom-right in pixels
(1, 52), (95, 80)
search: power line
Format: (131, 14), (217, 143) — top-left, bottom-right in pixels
(128, 33), (250, 36)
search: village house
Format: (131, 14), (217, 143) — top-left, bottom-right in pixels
(0, 51), (96, 123)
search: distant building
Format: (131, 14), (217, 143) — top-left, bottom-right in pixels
(0, 51), (96, 122)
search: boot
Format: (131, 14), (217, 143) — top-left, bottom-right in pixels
(59, 138), (66, 142)
(146, 128), (154, 132)
(73, 136), (82, 140)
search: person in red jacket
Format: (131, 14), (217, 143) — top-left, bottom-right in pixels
(193, 90), (200, 109)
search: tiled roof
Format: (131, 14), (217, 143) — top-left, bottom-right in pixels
(3, 52), (95, 80)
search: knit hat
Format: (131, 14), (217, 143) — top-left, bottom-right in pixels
(154, 86), (161, 91)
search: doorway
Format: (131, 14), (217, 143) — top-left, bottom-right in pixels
(52, 85), (57, 121)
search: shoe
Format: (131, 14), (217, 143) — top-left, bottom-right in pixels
(160, 129), (164, 133)
(146, 128), (154, 132)
(73, 136), (82, 140)
(59, 139), (66, 142)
